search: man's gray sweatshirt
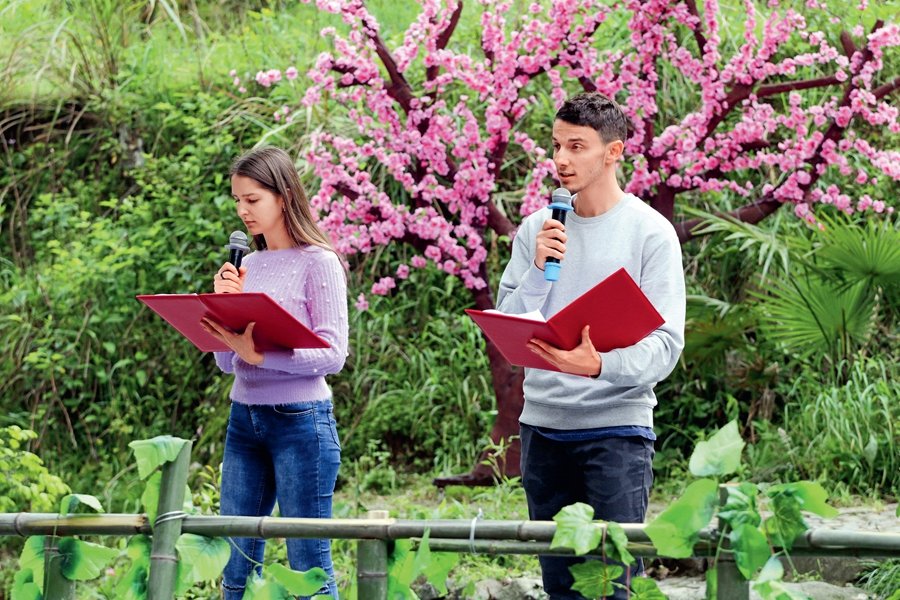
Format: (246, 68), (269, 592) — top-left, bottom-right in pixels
(496, 194), (686, 430)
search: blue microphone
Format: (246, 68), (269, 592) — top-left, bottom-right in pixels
(544, 188), (573, 282)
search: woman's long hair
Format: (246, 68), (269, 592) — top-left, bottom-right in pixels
(230, 146), (337, 255)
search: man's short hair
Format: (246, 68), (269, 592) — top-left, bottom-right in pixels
(555, 92), (629, 144)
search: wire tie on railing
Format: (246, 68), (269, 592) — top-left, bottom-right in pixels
(154, 511), (188, 527)
(469, 508), (484, 554)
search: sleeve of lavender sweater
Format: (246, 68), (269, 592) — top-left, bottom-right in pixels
(258, 252), (349, 375)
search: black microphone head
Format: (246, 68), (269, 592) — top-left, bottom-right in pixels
(551, 187), (573, 207)
(226, 230), (250, 252)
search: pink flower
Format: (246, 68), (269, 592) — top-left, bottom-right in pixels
(410, 256), (427, 268)
(396, 264), (410, 279)
(371, 276), (397, 295)
(355, 293), (369, 311)
(873, 200), (885, 213)
(286, 66), (299, 80)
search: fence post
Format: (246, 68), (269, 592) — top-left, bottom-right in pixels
(357, 509), (390, 600)
(716, 484), (749, 600)
(43, 536), (75, 599)
(148, 440), (192, 600)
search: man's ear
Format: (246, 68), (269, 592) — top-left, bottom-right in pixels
(606, 140), (625, 164)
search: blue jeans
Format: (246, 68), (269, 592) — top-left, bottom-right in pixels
(220, 400), (341, 599)
(521, 426), (654, 600)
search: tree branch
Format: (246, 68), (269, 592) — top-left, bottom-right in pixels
(683, 0), (710, 58)
(427, 1), (464, 81)
(839, 30), (857, 58)
(874, 76), (900, 101)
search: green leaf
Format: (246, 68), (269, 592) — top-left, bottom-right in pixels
(729, 524), (770, 579)
(128, 436), (189, 480)
(603, 522), (635, 566)
(768, 482), (838, 518)
(551, 503), (603, 555)
(174, 533), (230, 593)
(689, 420), (745, 477)
(386, 539), (417, 599)
(718, 483), (761, 529)
(242, 572), (292, 600)
(56, 537), (119, 581)
(19, 536), (45, 593)
(141, 472), (161, 528)
(116, 535), (152, 599)
(764, 486), (813, 551)
(630, 576), (667, 600)
(645, 479), (718, 558)
(12, 568), (42, 600)
(415, 531), (458, 595)
(115, 563), (148, 600)
(58, 494), (104, 516)
(569, 561), (624, 598)
(267, 564), (328, 596)
(752, 556), (809, 600)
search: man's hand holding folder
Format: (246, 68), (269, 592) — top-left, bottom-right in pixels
(465, 268), (664, 375)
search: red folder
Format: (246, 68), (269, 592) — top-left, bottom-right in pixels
(465, 268), (664, 372)
(136, 293), (330, 353)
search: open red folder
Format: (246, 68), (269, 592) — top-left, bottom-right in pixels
(465, 268), (664, 372)
(136, 293), (330, 353)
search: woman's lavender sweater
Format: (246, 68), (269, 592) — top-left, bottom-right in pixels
(213, 245), (349, 405)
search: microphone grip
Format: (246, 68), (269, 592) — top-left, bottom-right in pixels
(547, 208), (569, 263)
(228, 249), (244, 269)
(544, 208), (568, 271)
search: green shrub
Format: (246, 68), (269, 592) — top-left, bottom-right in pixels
(746, 358), (899, 497)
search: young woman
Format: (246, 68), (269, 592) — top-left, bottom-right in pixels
(201, 146), (348, 599)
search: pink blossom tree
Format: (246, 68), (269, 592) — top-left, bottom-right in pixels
(241, 0), (899, 483)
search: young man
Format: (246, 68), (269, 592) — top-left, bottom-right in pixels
(496, 92), (686, 599)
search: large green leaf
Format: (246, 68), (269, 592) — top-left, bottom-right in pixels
(718, 483), (761, 529)
(115, 536), (152, 600)
(267, 564), (328, 596)
(630, 576), (667, 600)
(19, 536), (45, 593)
(603, 522), (635, 566)
(814, 214), (900, 287)
(689, 420), (745, 477)
(128, 436), (189, 480)
(551, 503), (603, 555)
(729, 524), (770, 579)
(11, 568), (42, 600)
(115, 563), (148, 600)
(141, 472), (162, 526)
(756, 275), (876, 362)
(242, 572), (292, 600)
(764, 491), (807, 552)
(645, 478), (718, 558)
(413, 530), (458, 595)
(173, 533), (230, 594)
(386, 539), (417, 600)
(751, 556), (809, 600)
(56, 537), (119, 581)
(768, 482), (838, 518)
(58, 494), (104, 516)
(569, 561), (623, 598)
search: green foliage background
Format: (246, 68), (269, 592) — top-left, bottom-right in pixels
(1, 0), (897, 525)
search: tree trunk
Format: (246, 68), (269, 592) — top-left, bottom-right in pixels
(433, 279), (524, 487)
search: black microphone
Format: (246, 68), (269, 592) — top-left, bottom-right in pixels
(544, 188), (573, 282)
(225, 231), (250, 269)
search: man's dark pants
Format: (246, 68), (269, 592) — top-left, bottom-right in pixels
(520, 426), (654, 600)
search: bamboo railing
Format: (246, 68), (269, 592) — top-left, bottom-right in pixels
(2, 442), (898, 599)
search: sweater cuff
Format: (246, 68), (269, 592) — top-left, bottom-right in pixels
(522, 263), (552, 293)
(597, 350), (622, 383)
